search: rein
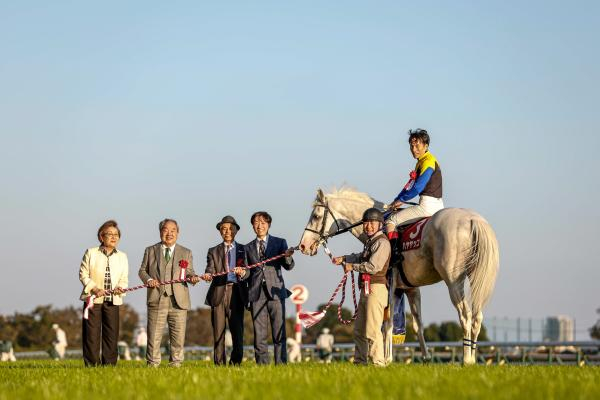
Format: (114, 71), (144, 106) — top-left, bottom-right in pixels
(303, 199), (418, 244)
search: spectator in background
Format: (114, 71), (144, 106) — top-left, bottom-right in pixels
(316, 327), (335, 363)
(286, 337), (301, 363)
(225, 329), (233, 354)
(79, 220), (129, 366)
(0, 340), (16, 362)
(117, 341), (131, 360)
(52, 323), (68, 360)
(134, 326), (148, 360)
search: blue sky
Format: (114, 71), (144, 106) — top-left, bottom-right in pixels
(1, 1), (599, 338)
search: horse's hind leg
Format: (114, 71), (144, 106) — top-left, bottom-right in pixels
(405, 287), (429, 362)
(470, 310), (483, 363)
(447, 281), (474, 365)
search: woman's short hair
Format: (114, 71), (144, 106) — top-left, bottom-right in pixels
(408, 129), (430, 146)
(97, 220), (121, 243)
(251, 211), (272, 225)
(159, 218), (179, 232)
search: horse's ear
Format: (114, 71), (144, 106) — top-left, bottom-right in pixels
(316, 188), (325, 201)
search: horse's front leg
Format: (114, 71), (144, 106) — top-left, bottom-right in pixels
(405, 287), (430, 362)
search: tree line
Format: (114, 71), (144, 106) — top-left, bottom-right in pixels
(1, 303), (497, 352)
(7, 304), (600, 353)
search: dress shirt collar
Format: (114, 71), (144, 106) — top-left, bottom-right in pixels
(100, 246), (118, 256)
(256, 234), (269, 249)
(161, 243), (176, 255)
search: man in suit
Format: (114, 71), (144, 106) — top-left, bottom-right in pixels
(138, 218), (200, 367)
(201, 215), (248, 365)
(244, 211), (295, 365)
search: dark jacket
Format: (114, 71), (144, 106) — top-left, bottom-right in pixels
(244, 235), (294, 302)
(204, 242), (248, 307)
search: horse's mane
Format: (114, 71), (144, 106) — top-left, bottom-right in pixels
(325, 186), (374, 204)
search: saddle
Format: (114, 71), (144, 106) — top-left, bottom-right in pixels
(387, 217), (431, 287)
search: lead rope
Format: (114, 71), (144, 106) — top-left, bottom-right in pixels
(298, 243), (360, 328)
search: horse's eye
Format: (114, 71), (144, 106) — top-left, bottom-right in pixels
(312, 215), (320, 221)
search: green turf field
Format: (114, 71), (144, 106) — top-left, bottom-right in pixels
(1, 361), (599, 400)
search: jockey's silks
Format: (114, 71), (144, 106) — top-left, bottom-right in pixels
(394, 151), (443, 202)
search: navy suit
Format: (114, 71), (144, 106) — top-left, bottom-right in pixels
(244, 235), (294, 364)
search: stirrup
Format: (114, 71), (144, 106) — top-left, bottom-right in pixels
(392, 334), (406, 345)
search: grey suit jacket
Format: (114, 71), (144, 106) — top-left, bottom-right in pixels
(138, 242), (195, 310)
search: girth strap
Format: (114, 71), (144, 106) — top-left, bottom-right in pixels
(397, 262), (415, 288)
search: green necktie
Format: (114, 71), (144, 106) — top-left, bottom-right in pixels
(165, 247), (171, 262)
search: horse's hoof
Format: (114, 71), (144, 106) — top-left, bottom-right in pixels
(422, 357), (432, 364)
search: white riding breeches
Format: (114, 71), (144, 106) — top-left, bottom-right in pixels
(387, 196), (444, 228)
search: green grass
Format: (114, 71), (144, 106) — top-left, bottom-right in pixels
(1, 361), (599, 400)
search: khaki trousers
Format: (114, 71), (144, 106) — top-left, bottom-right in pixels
(146, 294), (187, 366)
(353, 283), (388, 366)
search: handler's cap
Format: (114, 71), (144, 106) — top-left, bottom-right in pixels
(362, 208), (384, 223)
(216, 215), (240, 231)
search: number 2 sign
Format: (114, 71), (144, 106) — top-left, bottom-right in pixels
(290, 284), (309, 305)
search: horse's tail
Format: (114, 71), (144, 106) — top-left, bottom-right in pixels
(466, 217), (499, 315)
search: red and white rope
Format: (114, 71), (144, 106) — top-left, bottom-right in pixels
(83, 249), (295, 319)
(298, 244), (359, 328)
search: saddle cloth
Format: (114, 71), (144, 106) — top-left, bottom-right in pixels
(399, 217), (431, 252)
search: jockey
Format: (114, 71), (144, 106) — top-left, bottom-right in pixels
(385, 129), (443, 345)
(386, 129), (444, 242)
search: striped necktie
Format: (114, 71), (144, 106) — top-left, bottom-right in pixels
(259, 240), (266, 261)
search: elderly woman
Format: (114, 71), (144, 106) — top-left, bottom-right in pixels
(79, 220), (129, 366)
(386, 129), (444, 237)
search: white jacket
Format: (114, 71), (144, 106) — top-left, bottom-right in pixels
(79, 247), (129, 305)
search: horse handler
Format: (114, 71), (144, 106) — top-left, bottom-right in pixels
(332, 208), (391, 366)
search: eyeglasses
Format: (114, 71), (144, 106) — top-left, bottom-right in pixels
(103, 233), (120, 238)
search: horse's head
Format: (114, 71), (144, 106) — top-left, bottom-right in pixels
(299, 189), (337, 256)
(299, 187), (377, 254)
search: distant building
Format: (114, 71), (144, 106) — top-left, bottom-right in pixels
(543, 315), (574, 341)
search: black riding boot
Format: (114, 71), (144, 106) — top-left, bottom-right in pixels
(389, 237), (402, 267)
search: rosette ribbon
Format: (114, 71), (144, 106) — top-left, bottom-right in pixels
(179, 260), (189, 280)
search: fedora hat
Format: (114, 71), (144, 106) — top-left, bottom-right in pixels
(216, 215), (240, 231)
